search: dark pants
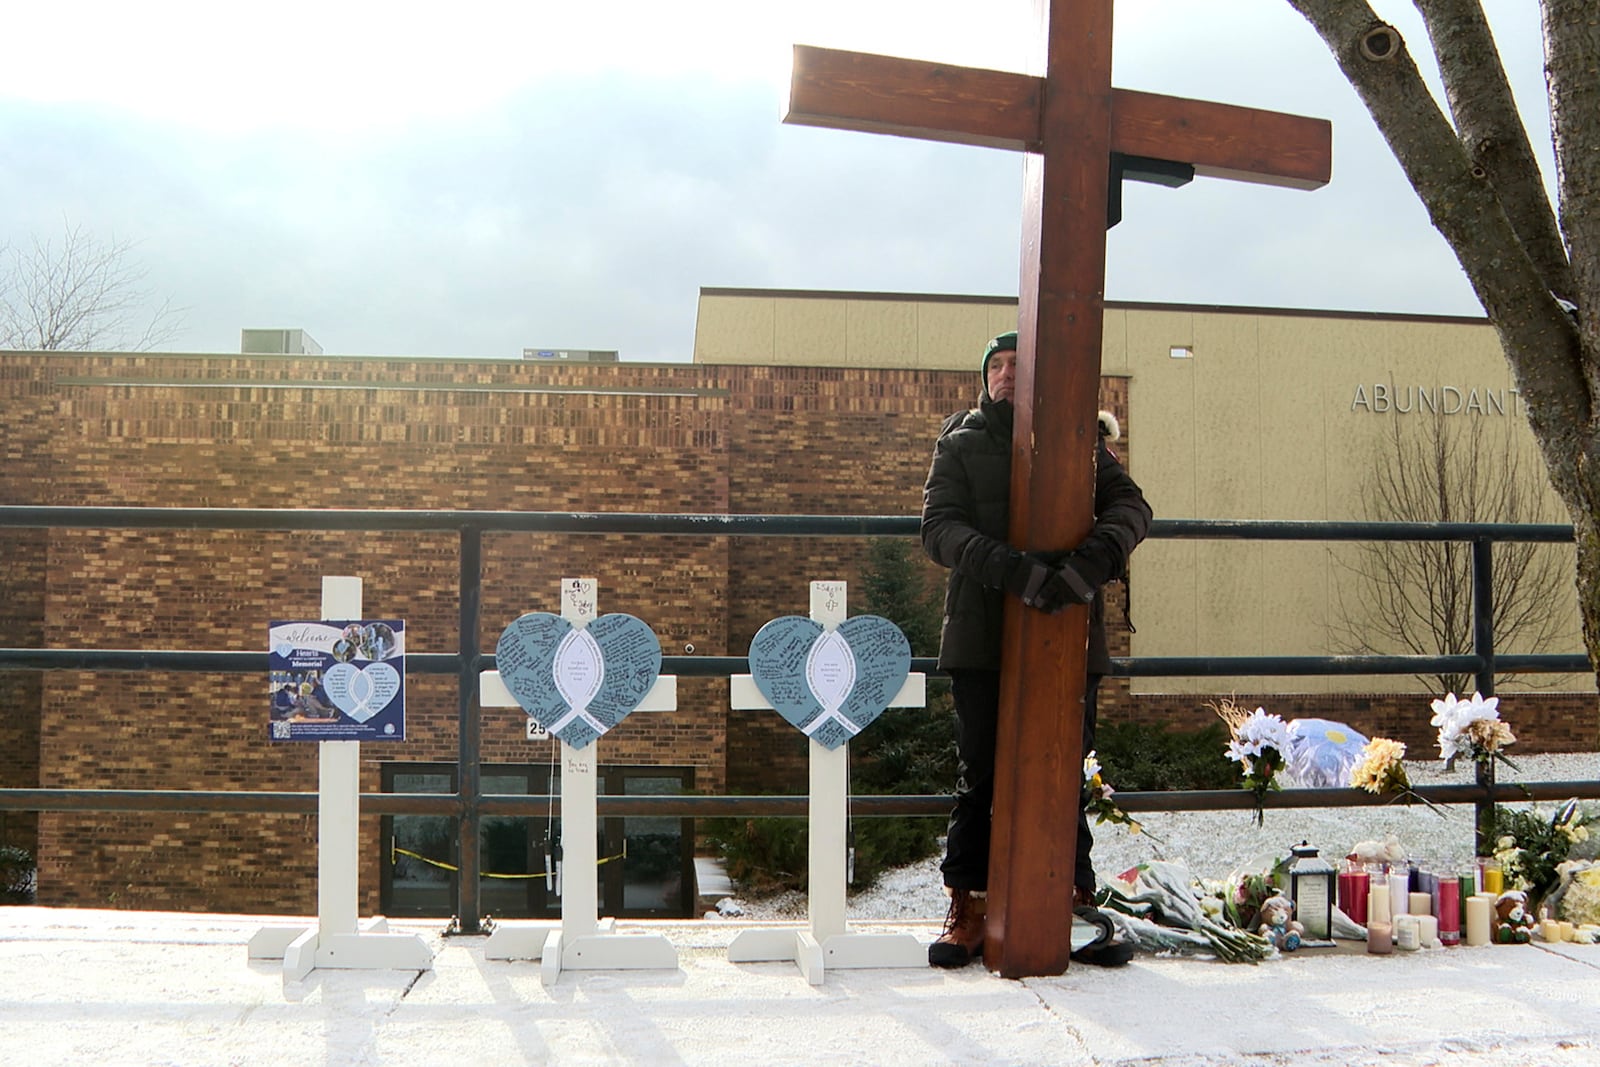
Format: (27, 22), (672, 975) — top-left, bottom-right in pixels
(940, 669), (1099, 895)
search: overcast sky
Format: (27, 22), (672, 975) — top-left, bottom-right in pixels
(0, 1), (1550, 361)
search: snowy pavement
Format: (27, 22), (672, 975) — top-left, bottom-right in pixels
(4, 905), (1600, 1066)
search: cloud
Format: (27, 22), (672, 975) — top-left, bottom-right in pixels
(2, 2), (1555, 360)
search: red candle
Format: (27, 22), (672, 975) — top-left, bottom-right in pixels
(1437, 876), (1461, 945)
(1339, 861), (1369, 926)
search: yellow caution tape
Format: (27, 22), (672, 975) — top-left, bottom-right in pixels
(391, 844), (625, 880)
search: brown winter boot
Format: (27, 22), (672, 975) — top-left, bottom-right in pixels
(928, 888), (987, 968)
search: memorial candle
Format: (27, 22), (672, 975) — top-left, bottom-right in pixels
(1465, 895), (1492, 946)
(1422, 866), (1440, 918)
(1368, 871), (1392, 927)
(1437, 877), (1461, 946)
(1480, 859), (1504, 896)
(1394, 914), (1420, 951)
(1339, 858), (1369, 926)
(1367, 921), (1393, 954)
(1389, 866), (1409, 917)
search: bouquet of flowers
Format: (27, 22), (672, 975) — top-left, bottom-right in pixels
(1083, 750), (1157, 841)
(1100, 860), (1275, 963)
(1349, 736), (1446, 816)
(1217, 858), (1289, 932)
(1431, 690), (1518, 773)
(1551, 863), (1600, 930)
(1213, 699), (1289, 826)
(1493, 799), (1594, 917)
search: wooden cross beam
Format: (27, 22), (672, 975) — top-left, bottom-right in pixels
(786, 1), (1329, 978)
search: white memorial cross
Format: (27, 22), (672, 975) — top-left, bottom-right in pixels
(727, 580), (927, 984)
(478, 578), (678, 984)
(247, 575), (433, 980)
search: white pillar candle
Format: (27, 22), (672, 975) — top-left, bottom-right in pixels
(1560, 921), (1577, 942)
(1416, 914), (1439, 948)
(1409, 891), (1433, 917)
(1541, 918), (1562, 942)
(1465, 896), (1492, 946)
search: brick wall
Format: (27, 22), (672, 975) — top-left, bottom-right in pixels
(13, 354), (749, 911)
(0, 353), (53, 860)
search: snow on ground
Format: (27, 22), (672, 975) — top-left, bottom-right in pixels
(722, 753), (1599, 921)
(5, 759), (1599, 1067)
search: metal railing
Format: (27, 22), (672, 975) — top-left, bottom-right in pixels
(1, 506), (1594, 932)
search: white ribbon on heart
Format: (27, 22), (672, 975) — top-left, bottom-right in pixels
(548, 626), (608, 737)
(801, 629), (862, 739)
(344, 669), (376, 718)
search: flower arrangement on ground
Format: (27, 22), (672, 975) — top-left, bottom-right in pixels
(1100, 860), (1275, 963)
(1430, 690), (1518, 773)
(1202, 854), (1292, 933)
(1083, 750), (1157, 840)
(1551, 863), (1600, 930)
(1213, 699), (1289, 826)
(1492, 799), (1594, 918)
(1349, 736), (1446, 816)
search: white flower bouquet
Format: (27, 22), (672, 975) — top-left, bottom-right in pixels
(1213, 699), (1289, 826)
(1430, 691), (1517, 773)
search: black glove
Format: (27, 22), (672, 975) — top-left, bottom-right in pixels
(1003, 553), (1077, 613)
(1054, 553), (1101, 605)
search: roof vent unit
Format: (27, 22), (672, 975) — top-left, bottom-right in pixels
(521, 348), (618, 362)
(241, 328), (323, 355)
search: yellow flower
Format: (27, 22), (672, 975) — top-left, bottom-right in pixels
(1350, 737), (1407, 794)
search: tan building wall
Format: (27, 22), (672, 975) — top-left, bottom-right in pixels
(694, 287), (1590, 698)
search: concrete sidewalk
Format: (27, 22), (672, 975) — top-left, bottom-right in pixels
(3, 906), (1599, 1066)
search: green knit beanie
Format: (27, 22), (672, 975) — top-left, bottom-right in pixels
(980, 331), (1018, 394)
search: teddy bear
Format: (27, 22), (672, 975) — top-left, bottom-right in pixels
(1494, 889), (1537, 944)
(1257, 893), (1305, 951)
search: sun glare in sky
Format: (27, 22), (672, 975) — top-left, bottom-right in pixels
(4, 1), (1038, 132)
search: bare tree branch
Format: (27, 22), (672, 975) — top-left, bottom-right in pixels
(1287, 1), (1589, 494)
(1415, 0), (1571, 298)
(0, 221), (185, 352)
(1331, 410), (1569, 693)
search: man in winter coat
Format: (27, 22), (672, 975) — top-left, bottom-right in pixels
(921, 329), (1152, 968)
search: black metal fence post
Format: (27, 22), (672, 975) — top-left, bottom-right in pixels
(457, 525), (484, 932)
(1472, 537), (1496, 857)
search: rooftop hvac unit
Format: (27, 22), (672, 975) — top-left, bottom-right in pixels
(521, 348), (619, 362)
(241, 328), (323, 356)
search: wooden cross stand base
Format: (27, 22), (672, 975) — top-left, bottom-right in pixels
(247, 576), (433, 980)
(726, 581), (927, 984)
(479, 580), (678, 985)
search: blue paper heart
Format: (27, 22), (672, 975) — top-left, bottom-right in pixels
(747, 615), (911, 749)
(495, 612), (662, 749)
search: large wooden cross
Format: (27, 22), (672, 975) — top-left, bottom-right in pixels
(787, 1), (1330, 977)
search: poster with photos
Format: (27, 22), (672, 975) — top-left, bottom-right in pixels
(269, 619), (406, 741)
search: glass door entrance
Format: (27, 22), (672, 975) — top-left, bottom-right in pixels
(381, 762), (693, 919)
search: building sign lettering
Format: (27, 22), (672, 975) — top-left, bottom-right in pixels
(1351, 384), (1522, 416)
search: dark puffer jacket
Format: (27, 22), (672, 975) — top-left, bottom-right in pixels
(921, 398), (1152, 672)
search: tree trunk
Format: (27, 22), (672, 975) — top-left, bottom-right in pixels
(1290, 1), (1600, 739)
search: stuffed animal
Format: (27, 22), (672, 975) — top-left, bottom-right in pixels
(1348, 834), (1406, 866)
(1494, 890), (1537, 944)
(1257, 893), (1305, 951)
